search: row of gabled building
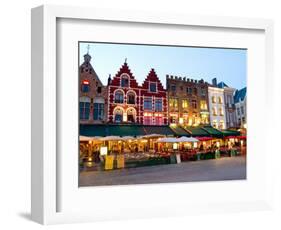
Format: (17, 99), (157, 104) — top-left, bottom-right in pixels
(79, 51), (246, 130)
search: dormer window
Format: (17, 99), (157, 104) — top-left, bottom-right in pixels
(81, 80), (90, 93)
(121, 75), (129, 87)
(149, 82), (157, 92)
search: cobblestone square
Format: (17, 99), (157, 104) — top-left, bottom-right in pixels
(79, 156), (246, 187)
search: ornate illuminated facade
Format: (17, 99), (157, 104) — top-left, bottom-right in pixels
(107, 61), (141, 124)
(107, 62), (168, 125)
(140, 69), (168, 125)
(166, 75), (210, 126)
(79, 52), (107, 124)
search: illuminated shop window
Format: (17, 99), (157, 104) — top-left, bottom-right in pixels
(200, 100), (207, 110)
(127, 108), (136, 123)
(155, 116), (163, 125)
(114, 108), (123, 123)
(169, 115), (178, 124)
(169, 98), (178, 108)
(143, 116), (152, 125)
(182, 99), (189, 109)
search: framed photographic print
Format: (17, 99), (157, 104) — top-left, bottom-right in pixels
(31, 5), (274, 225)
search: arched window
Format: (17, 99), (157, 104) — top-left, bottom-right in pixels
(79, 97), (90, 120)
(127, 108), (136, 123)
(114, 108), (123, 123)
(121, 74), (129, 87)
(114, 90), (124, 103)
(127, 92), (135, 104)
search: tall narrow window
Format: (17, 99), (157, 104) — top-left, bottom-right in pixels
(114, 108), (123, 123)
(191, 100), (197, 109)
(186, 87), (192, 94)
(182, 99), (189, 109)
(121, 75), (129, 87)
(79, 97), (91, 120)
(200, 100), (207, 110)
(201, 88), (206, 96)
(219, 107), (224, 116)
(169, 98), (178, 108)
(93, 103), (104, 120)
(144, 97), (153, 110)
(127, 92), (135, 104)
(114, 91), (124, 103)
(155, 99), (162, 112)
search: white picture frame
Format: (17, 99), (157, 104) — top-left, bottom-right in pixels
(31, 5), (274, 225)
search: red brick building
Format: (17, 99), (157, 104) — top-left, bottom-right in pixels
(107, 61), (141, 123)
(140, 69), (168, 125)
(79, 52), (107, 124)
(107, 62), (168, 125)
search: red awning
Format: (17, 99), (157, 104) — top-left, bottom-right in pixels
(224, 136), (237, 139)
(238, 136), (247, 140)
(196, 137), (213, 141)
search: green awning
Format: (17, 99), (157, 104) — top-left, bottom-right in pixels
(143, 125), (175, 136)
(201, 126), (223, 138)
(170, 126), (191, 137)
(80, 124), (107, 137)
(107, 125), (145, 136)
(184, 126), (210, 137)
(221, 130), (240, 136)
(80, 124), (174, 137)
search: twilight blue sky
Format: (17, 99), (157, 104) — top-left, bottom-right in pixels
(79, 42), (247, 90)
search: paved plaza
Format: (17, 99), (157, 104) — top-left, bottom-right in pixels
(79, 156), (246, 187)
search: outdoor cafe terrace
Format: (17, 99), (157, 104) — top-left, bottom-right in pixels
(79, 124), (246, 171)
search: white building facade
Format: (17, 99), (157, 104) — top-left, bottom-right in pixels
(208, 86), (227, 130)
